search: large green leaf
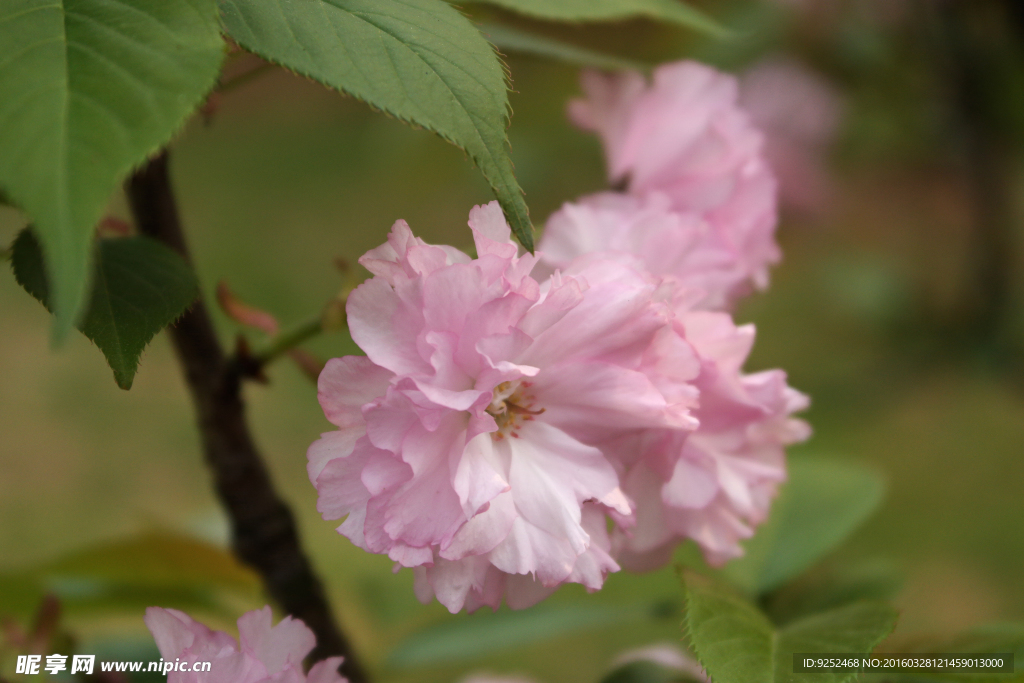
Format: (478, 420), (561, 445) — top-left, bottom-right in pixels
(683, 571), (897, 683)
(464, 0), (725, 36)
(0, 0), (223, 340)
(219, 0), (534, 251)
(724, 457), (886, 595)
(11, 228), (198, 389)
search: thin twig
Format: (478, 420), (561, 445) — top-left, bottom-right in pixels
(125, 151), (367, 683)
(252, 316), (324, 367)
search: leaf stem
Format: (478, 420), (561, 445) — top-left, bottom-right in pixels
(125, 151), (367, 683)
(253, 315), (325, 367)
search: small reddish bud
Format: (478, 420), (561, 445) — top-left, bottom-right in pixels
(97, 217), (132, 238)
(216, 281), (279, 335)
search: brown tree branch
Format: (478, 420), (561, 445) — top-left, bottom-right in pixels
(125, 151), (367, 683)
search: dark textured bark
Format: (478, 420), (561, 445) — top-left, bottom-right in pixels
(126, 152), (366, 683)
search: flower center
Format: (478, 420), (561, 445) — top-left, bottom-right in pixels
(486, 380), (544, 440)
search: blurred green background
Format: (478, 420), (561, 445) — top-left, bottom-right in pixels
(2, 1), (1024, 681)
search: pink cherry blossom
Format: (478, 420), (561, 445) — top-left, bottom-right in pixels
(569, 60), (780, 303)
(308, 202), (703, 612)
(739, 57), (843, 214)
(539, 191), (744, 310)
(144, 606), (346, 683)
(611, 304), (810, 569)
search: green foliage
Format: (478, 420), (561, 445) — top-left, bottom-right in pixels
(11, 229), (198, 390)
(44, 531), (258, 590)
(387, 602), (651, 668)
(482, 23), (649, 71)
(0, 531), (261, 621)
(0, 0), (223, 340)
(219, 0), (535, 251)
(764, 560), (904, 626)
(725, 457), (886, 595)
(465, 0), (725, 36)
(682, 570), (898, 683)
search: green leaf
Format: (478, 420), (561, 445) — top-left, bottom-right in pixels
(11, 228), (198, 389)
(388, 602), (651, 668)
(0, 0), (223, 340)
(481, 23), (649, 71)
(44, 531), (259, 591)
(724, 457), (886, 595)
(0, 531), (262, 620)
(219, 0), (534, 251)
(464, 0), (726, 36)
(682, 570), (898, 683)
(764, 559), (903, 626)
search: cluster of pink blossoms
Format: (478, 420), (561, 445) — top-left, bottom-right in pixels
(145, 606), (347, 683)
(307, 60), (809, 612)
(561, 60), (781, 307)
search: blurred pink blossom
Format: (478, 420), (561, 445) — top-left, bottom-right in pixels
(569, 60), (780, 301)
(739, 57), (843, 214)
(144, 606), (346, 683)
(308, 202), (703, 612)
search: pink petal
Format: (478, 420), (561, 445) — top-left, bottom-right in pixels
(488, 516), (578, 585)
(663, 448), (719, 510)
(317, 357), (393, 429)
(452, 433), (511, 519)
(306, 658), (347, 683)
(346, 277), (429, 376)
(441, 490), (517, 560)
(237, 607), (315, 675)
(144, 607), (202, 661)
